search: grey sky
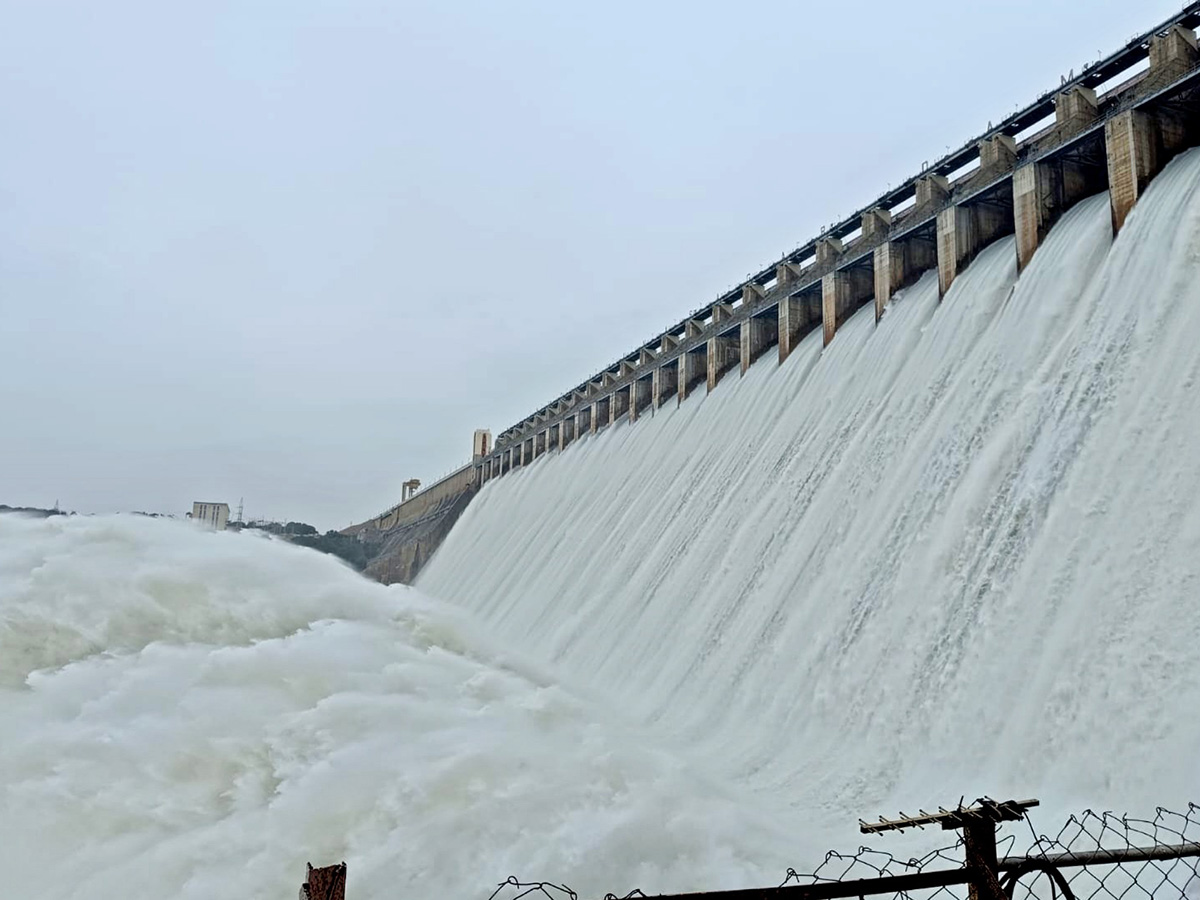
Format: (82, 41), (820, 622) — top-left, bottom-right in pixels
(0, 0), (1178, 529)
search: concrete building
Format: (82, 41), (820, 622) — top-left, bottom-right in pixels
(473, 429), (492, 459)
(192, 501), (229, 530)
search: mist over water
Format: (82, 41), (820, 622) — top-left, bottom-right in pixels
(0, 514), (795, 900)
(5, 150), (1200, 900)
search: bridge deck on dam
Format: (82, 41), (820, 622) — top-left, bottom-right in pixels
(475, 2), (1200, 487)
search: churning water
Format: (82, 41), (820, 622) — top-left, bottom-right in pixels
(6, 149), (1200, 900)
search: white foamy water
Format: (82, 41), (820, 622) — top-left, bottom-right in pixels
(422, 152), (1200, 843)
(6, 151), (1200, 900)
(0, 515), (797, 900)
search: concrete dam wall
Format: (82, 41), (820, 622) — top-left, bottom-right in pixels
(419, 147), (1200, 849)
(343, 464), (475, 583)
(354, 3), (1200, 583)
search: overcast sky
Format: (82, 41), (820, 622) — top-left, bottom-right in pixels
(0, 0), (1181, 529)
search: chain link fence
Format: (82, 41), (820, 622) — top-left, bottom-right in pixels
(482, 804), (1200, 900)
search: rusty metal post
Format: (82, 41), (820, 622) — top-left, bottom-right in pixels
(964, 822), (1005, 900)
(301, 862), (346, 900)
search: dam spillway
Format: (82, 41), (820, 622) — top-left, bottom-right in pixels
(5, 8), (1199, 900)
(5, 155), (1200, 899)
(419, 148), (1200, 838)
(475, 6), (1200, 484)
(344, 5), (1200, 592)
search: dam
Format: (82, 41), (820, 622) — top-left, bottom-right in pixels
(348, 2), (1200, 587)
(480, 7), (1200, 479)
(5, 5), (1200, 900)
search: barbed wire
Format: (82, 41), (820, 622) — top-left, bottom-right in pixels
(489, 805), (1200, 900)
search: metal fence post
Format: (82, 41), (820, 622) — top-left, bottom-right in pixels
(964, 819), (1006, 900)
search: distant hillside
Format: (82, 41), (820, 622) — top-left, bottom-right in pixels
(0, 504), (67, 518)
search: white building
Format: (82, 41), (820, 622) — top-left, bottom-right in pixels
(192, 501), (230, 530)
(473, 429), (492, 459)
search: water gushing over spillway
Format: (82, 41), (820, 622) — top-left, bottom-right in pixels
(421, 151), (1200, 834)
(4, 151), (1200, 900)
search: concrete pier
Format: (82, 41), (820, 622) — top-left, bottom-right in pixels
(1055, 85), (1099, 138)
(632, 375), (652, 421)
(1105, 106), (1190, 233)
(978, 134), (1017, 177)
(873, 234), (935, 321)
(1104, 27), (1196, 233)
(1147, 24), (1200, 91)
(611, 386), (630, 424)
(708, 329), (739, 391)
(560, 417), (574, 450)
(591, 398), (609, 433)
(742, 283), (766, 309)
(778, 296), (804, 362)
(1106, 110), (1158, 234)
(741, 312), (775, 373)
(653, 360), (678, 408)
(822, 268), (872, 345)
(779, 285), (821, 362)
(681, 345), (707, 401)
(862, 207), (891, 241)
(776, 261), (804, 289)
(815, 236), (842, 267)
(937, 197), (1013, 297)
(1013, 86), (1108, 269)
(933, 137), (1019, 297)
(914, 174), (950, 215)
(1014, 153), (1099, 270)
(577, 406), (591, 437)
